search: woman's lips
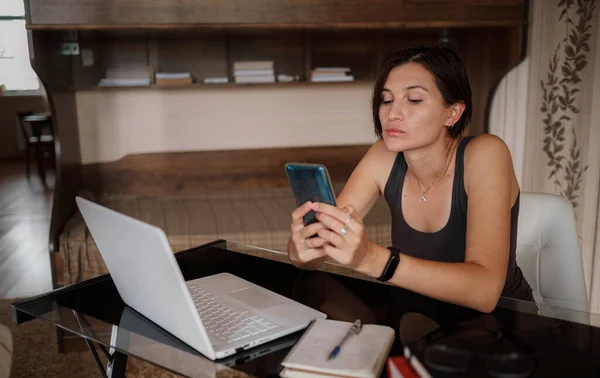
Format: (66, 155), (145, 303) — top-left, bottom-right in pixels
(385, 128), (405, 137)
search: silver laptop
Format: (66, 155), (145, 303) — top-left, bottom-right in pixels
(75, 197), (326, 361)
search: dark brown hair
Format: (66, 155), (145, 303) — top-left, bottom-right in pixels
(372, 44), (472, 139)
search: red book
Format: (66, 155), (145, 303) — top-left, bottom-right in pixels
(387, 356), (419, 378)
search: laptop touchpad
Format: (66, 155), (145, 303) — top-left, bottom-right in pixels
(228, 288), (284, 310)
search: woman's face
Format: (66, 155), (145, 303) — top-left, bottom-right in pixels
(378, 62), (453, 152)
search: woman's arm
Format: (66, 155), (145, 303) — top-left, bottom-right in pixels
(336, 140), (395, 218)
(315, 135), (517, 313)
(286, 140), (393, 270)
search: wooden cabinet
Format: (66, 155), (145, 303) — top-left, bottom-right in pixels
(25, 0), (526, 28)
(24, 0), (529, 96)
(36, 26), (519, 94)
(24, 0), (529, 92)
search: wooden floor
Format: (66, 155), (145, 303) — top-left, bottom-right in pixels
(0, 159), (54, 299)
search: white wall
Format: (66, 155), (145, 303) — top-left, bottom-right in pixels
(76, 83), (378, 164)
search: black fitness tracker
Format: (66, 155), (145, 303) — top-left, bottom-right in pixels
(377, 246), (400, 282)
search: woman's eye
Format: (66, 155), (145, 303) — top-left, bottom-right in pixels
(408, 99), (422, 104)
(382, 99), (393, 105)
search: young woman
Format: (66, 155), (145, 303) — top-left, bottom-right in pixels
(287, 45), (533, 314)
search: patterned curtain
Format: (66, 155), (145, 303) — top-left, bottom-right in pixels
(523, 0), (600, 312)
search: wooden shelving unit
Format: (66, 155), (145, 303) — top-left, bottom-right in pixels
(72, 27), (504, 91)
(72, 29), (381, 90)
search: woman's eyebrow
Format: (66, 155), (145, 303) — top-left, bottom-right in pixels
(406, 85), (429, 92)
(382, 85), (429, 93)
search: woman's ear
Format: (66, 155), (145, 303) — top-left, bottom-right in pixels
(446, 102), (466, 127)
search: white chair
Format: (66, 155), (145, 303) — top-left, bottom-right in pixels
(515, 192), (589, 312)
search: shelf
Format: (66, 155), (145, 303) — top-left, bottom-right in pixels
(88, 80), (374, 91)
(72, 29), (388, 90)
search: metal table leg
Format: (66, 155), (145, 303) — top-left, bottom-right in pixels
(73, 311), (129, 378)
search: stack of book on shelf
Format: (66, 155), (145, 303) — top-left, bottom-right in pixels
(277, 74), (297, 83)
(234, 61), (276, 84)
(311, 67), (354, 83)
(98, 67), (152, 87)
(203, 76), (229, 84)
(155, 72), (193, 86)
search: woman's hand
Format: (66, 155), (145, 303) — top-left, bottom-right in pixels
(313, 202), (376, 275)
(288, 201), (329, 269)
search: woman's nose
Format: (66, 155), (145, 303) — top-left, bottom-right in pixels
(388, 102), (404, 121)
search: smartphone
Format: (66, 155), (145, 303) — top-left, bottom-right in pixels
(285, 162), (337, 226)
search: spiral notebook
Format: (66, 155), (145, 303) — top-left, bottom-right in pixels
(280, 319), (395, 378)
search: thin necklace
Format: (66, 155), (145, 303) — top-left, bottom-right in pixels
(415, 139), (457, 204)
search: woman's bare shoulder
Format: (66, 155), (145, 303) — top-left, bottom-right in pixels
(464, 134), (513, 165)
(463, 134), (519, 197)
(364, 139), (397, 160)
(361, 139), (398, 190)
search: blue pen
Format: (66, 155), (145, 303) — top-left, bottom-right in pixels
(328, 319), (362, 360)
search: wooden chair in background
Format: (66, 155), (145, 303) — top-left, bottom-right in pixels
(16, 110), (55, 187)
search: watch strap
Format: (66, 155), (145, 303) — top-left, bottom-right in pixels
(377, 246), (400, 282)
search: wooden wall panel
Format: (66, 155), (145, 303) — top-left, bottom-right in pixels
(46, 92), (82, 255)
(29, 32), (76, 91)
(384, 29), (441, 56)
(229, 30), (305, 81)
(82, 145), (371, 196)
(156, 31), (228, 81)
(29, 31), (83, 255)
(26, 0), (527, 28)
(96, 40), (149, 73)
(454, 26), (525, 136)
(311, 30), (378, 80)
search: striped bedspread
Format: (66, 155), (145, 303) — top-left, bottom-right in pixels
(59, 186), (392, 285)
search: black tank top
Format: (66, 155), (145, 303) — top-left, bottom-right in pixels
(383, 136), (533, 301)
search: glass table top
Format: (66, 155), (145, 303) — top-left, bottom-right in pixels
(11, 240), (600, 377)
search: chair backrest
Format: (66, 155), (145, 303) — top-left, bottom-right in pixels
(515, 192), (589, 312)
(16, 111), (34, 142)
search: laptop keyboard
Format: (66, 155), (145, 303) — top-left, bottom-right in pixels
(189, 285), (278, 344)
